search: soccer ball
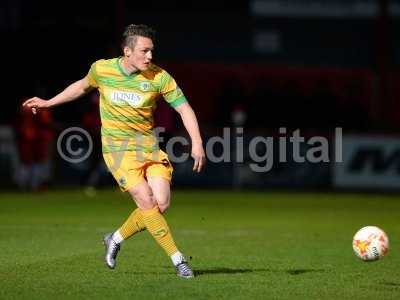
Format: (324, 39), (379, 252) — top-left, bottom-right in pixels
(352, 226), (389, 261)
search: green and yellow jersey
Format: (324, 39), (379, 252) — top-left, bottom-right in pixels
(86, 58), (187, 154)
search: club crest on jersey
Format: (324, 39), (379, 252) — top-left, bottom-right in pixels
(139, 81), (151, 92)
(111, 90), (142, 107)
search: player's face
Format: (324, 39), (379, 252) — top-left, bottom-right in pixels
(127, 36), (154, 71)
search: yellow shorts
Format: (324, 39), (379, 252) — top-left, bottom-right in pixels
(103, 150), (173, 192)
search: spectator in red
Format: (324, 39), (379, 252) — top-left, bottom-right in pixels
(15, 97), (54, 190)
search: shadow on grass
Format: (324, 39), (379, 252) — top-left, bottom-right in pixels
(194, 268), (263, 276)
(286, 269), (325, 275)
(194, 268), (326, 277)
(380, 281), (400, 288)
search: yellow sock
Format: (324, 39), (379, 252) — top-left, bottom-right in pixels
(118, 208), (146, 240)
(141, 206), (178, 256)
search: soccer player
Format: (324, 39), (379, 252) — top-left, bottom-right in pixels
(23, 24), (205, 279)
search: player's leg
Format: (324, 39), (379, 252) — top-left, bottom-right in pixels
(103, 179), (154, 269)
(116, 172), (171, 243)
(104, 151), (147, 241)
(129, 179), (178, 257)
(112, 159), (172, 243)
(102, 153), (170, 269)
(145, 155), (173, 214)
(115, 208), (145, 242)
(113, 168), (171, 244)
(147, 176), (170, 213)
(128, 178), (193, 278)
(102, 152), (149, 268)
(146, 165), (194, 278)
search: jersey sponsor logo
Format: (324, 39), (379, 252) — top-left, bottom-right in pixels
(111, 90), (143, 107)
(139, 81), (151, 92)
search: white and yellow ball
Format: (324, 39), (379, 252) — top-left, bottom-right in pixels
(352, 226), (389, 261)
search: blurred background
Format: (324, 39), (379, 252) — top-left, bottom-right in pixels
(1, 0), (400, 192)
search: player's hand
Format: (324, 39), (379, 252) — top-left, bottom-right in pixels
(191, 143), (205, 172)
(22, 97), (48, 114)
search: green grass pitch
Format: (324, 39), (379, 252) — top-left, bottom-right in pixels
(0, 189), (399, 299)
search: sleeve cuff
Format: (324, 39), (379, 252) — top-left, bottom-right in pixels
(169, 96), (187, 108)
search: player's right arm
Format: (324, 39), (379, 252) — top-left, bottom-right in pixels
(23, 77), (93, 114)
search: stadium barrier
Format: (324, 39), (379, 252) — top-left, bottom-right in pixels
(333, 135), (400, 190)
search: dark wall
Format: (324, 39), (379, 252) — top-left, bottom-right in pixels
(2, 0), (400, 130)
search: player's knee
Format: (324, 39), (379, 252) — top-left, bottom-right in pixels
(129, 186), (155, 210)
(155, 195), (170, 214)
(139, 199), (155, 210)
(158, 202), (170, 214)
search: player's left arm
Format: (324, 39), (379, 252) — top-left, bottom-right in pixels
(174, 102), (206, 172)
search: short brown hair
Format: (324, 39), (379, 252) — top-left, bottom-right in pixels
(122, 24), (156, 49)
